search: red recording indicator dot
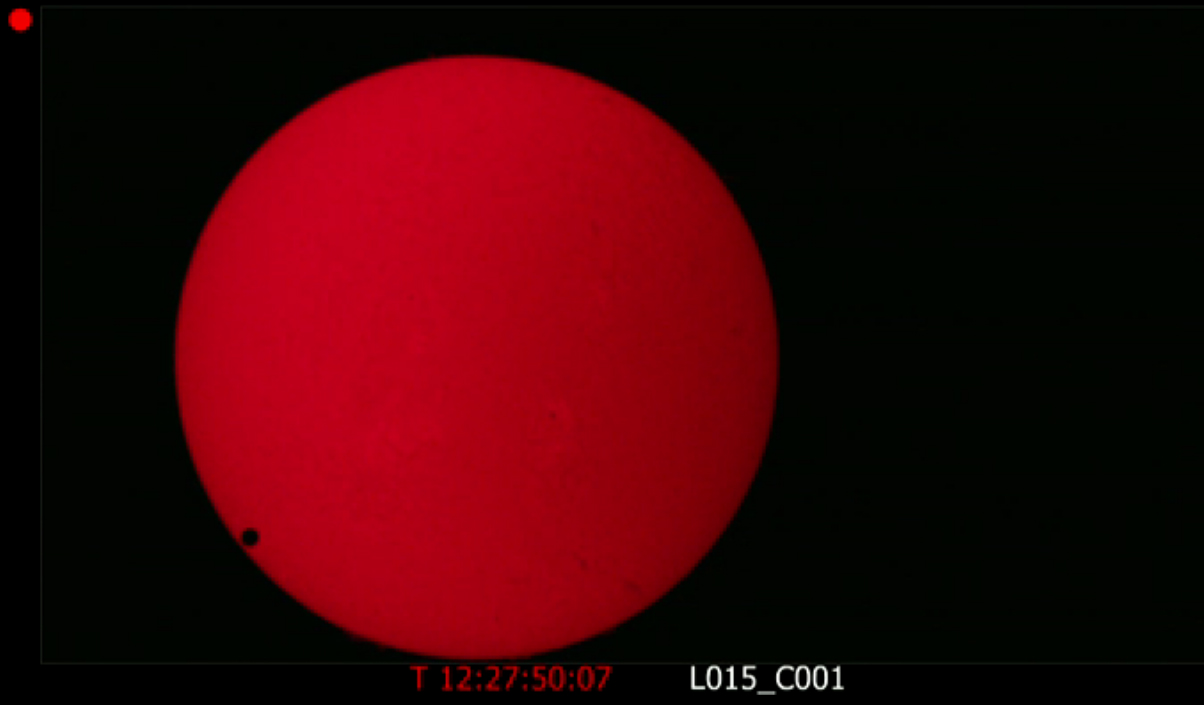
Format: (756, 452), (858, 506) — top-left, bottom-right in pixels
(9, 8), (32, 32)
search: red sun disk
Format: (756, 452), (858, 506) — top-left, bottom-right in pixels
(174, 55), (778, 659)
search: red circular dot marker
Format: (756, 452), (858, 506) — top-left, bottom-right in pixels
(8, 8), (31, 32)
(174, 55), (778, 659)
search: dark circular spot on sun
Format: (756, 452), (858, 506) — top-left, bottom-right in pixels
(241, 528), (259, 547)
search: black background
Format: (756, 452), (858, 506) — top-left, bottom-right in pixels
(41, 8), (1204, 664)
